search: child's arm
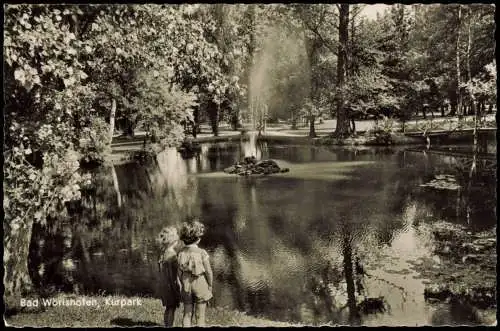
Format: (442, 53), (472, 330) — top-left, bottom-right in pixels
(202, 252), (213, 290)
(176, 269), (182, 290)
(175, 259), (182, 290)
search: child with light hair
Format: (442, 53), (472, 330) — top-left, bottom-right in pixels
(177, 219), (213, 327)
(157, 226), (182, 327)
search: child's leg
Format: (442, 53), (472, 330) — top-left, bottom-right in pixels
(182, 303), (193, 327)
(164, 307), (175, 327)
(194, 302), (207, 326)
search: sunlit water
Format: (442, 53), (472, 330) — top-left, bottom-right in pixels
(32, 139), (496, 326)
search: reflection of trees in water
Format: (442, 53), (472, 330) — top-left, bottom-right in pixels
(306, 223), (410, 325)
(29, 148), (204, 296)
(457, 155), (496, 228)
(217, 167), (415, 324)
(304, 149), (496, 325)
(404, 149), (496, 230)
(200, 177), (270, 314)
(198, 143), (241, 172)
(28, 165), (120, 296)
(299, 160), (428, 324)
(200, 185), (245, 311)
(262, 145), (397, 164)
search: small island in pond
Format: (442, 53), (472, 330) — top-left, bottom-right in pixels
(224, 156), (290, 176)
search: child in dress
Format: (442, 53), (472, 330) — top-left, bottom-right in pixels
(157, 226), (182, 327)
(177, 220), (213, 327)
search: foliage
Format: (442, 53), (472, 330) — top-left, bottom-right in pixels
(344, 67), (392, 119)
(4, 4), (100, 298)
(132, 69), (198, 148)
(300, 98), (325, 120)
(364, 117), (396, 145)
(462, 61), (497, 106)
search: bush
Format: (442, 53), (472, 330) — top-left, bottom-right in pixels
(365, 116), (395, 145)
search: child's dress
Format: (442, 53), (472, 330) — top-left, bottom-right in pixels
(158, 248), (181, 308)
(177, 244), (213, 304)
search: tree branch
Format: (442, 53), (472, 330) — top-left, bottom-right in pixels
(317, 5), (327, 31)
(349, 4), (365, 22)
(301, 18), (338, 54)
(327, 5), (339, 20)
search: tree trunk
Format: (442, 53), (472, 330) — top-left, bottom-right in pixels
(303, 23), (320, 139)
(334, 4), (351, 138)
(450, 101), (457, 116)
(143, 125), (149, 149)
(456, 5), (463, 120)
(209, 102), (220, 137)
(309, 116), (317, 138)
(449, 88), (458, 116)
(109, 98), (116, 146)
(469, 8), (479, 169)
(466, 7), (472, 85)
(111, 165), (122, 208)
(192, 107), (199, 138)
(466, 9), (477, 118)
(291, 110), (298, 130)
(125, 119), (135, 137)
(349, 10), (356, 76)
(244, 4), (256, 128)
(4, 217), (35, 309)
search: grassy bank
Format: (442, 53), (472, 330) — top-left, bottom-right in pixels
(5, 294), (299, 327)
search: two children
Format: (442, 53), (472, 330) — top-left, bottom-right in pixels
(157, 219), (213, 327)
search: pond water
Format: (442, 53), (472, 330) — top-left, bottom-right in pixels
(31, 139), (496, 326)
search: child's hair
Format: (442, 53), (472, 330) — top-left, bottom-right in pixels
(156, 226), (179, 247)
(179, 219), (206, 245)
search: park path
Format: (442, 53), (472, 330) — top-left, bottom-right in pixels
(115, 113), (493, 140)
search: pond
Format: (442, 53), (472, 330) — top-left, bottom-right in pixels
(31, 139), (497, 326)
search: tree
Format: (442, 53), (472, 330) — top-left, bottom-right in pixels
(334, 4), (351, 137)
(455, 5), (463, 119)
(300, 99), (326, 137)
(179, 4), (248, 136)
(294, 4), (338, 137)
(4, 4), (96, 301)
(131, 69), (198, 149)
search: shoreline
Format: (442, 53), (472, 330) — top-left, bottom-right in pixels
(107, 129), (495, 165)
(111, 129), (495, 150)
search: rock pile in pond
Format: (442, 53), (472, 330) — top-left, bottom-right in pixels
(223, 156), (289, 176)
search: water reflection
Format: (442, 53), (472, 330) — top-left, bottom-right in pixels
(31, 142), (496, 325)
